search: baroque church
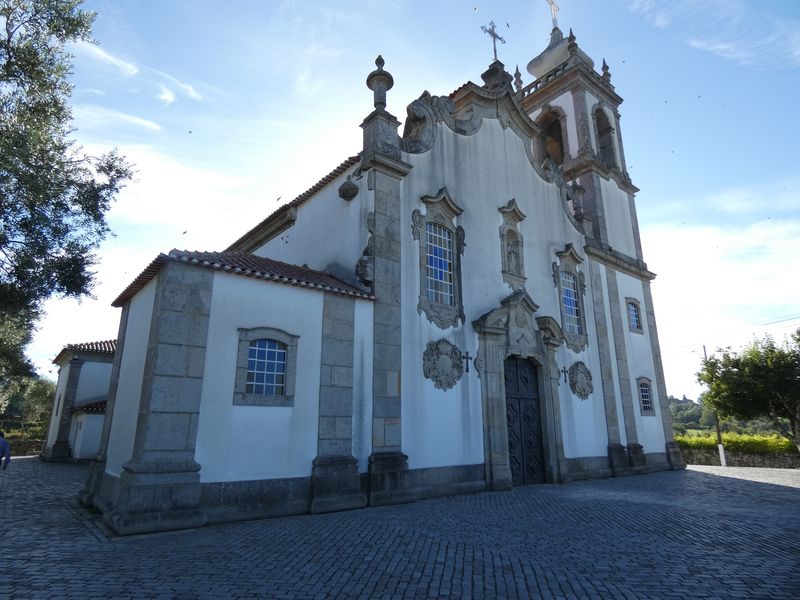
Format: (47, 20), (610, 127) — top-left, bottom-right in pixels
(79, 21), (684, 535)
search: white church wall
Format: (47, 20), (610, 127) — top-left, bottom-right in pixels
(553, 280), (609, 460)
(195, 273), (324, 483)
(45, 362), (71, 448)
(71, 414), (104, 460)
(600, 178), (637, 258)
(615, 273), (666, 454)
(254, 167), (368, 279)
(75, 361), (112, 404)
(106, 278), (157, 477)
(353, 300), (373, 472)
(399, 118), (608, 469)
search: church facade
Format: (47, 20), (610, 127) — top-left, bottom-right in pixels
(80, 27), (683, 535)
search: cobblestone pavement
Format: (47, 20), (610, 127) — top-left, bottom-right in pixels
(2, 458), (799, 599)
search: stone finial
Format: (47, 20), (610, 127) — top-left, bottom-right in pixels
(513, 65), (523, 91)
(601, 58), (611, 82)
(366, 55), (394, 111)
(567, 28), (577, 56)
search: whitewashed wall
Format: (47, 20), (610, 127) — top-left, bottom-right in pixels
(106, 279), (157, 477)
(75, 362), (113, 403)
(255, 167), (369, 279)
(398, 119), (611, 467)
(195, 273), (325, 483)
(616, 272), (666, 453)
(45, 362), (71, 448)
(600, 178), (637, 258)
(70, 413), (104, 460)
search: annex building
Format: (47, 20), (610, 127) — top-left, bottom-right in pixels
(80, 23), (683, 535)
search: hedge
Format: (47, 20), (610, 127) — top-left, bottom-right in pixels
(675, 433), (798, 454)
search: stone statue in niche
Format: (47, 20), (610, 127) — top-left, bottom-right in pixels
(506, 239), (521, 276)
(422, 339), (464, 391)
(568, 361), (593, 400)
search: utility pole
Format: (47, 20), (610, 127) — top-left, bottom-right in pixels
(704, 344), (727, 467)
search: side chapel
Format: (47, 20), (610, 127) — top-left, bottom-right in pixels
(80, 22), (684, 535)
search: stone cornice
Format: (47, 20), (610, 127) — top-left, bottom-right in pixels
(232, 206), (297, 254)
(520, 61), (623, 114)
(585, 241), (655, 281)
(564, 157), (639, 194)
(360, 152), (412, 179)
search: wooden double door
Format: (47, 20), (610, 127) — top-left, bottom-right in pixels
(504, 357), (545, 486)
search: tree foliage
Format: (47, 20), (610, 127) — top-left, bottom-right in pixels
(0, 0), (132, 379)
(697, 329), (800, 452)
(0, 374), (54, 423)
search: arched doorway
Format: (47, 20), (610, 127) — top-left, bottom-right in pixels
(504, 357), (545, 485)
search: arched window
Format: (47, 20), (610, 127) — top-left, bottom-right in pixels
(544, 119), (565, 166)
(552, 244), (587, 353)
(637, 378), (655, 416)
(535, 107), (569, 168)
(425, 222), (454, 305)
(412, 188), (465, 329)
(626, 298), (643, 333)
(595, 109), (616, 168)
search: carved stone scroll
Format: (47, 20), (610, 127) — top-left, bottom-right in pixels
(422, 339), (464, 391)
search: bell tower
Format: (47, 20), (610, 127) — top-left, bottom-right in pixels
(518, 25), (641, 260)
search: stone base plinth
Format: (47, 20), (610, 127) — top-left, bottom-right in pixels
(310, 455), (366, 514)
(41, 441), (71, 462)
(102, 460), (205, 535)
(608, 443), (631, 476)
(627, 443), (646, 468)
(368, 452), (414, 506)
(665, 441), (686, 470)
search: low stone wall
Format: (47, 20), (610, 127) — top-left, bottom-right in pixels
(7, 439), (44, 457)
(681, 447), (800, 469)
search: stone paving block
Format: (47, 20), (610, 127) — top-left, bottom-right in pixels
(2, 461), (800, 599)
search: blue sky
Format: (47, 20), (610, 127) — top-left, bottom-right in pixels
(29, 0), (800, 400)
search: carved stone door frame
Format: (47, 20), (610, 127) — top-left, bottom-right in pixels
(473, 289), (566, 489)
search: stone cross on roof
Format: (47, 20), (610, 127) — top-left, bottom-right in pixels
(481, 20), (506, 62)
(546, 0), (560, 29)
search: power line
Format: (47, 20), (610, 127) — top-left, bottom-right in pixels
(671, 314), (800, 351)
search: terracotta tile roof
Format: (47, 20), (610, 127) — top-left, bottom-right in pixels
(53, 340), (117, 364)
(64, 340), (117, 354)
(226, 155), (361, 252)
(71, 399), (107, 414)
(113, 249), (374, 307)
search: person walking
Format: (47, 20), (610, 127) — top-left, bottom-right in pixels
(0, 431), (10, 471)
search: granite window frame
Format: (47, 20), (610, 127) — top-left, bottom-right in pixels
(552, 244), (588, 353)
(233, 327), (298, 407)
(626, 298), (643, 334)
(412, 187), (465, 330)
(637, 377), (655, 416)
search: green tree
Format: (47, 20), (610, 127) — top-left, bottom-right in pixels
(698, 329), (800, 452)
(0, 375), (54, 424)
(0, 0), (132, 380)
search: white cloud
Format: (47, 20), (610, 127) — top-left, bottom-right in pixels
(629, 0), (800, 69)
(72, 105), (161, 131)
(148, 68), (203, 101)
(72, 40), (139, 76)
(642, 217), (800, 399)
(157, 84), (176, 106)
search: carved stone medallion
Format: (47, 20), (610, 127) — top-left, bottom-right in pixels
(568, 361), (593, 400)
(422, 339), (464, 391)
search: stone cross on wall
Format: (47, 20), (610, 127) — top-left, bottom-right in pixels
(481, 21), (506, 61)
(546, 0), (560, 29)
